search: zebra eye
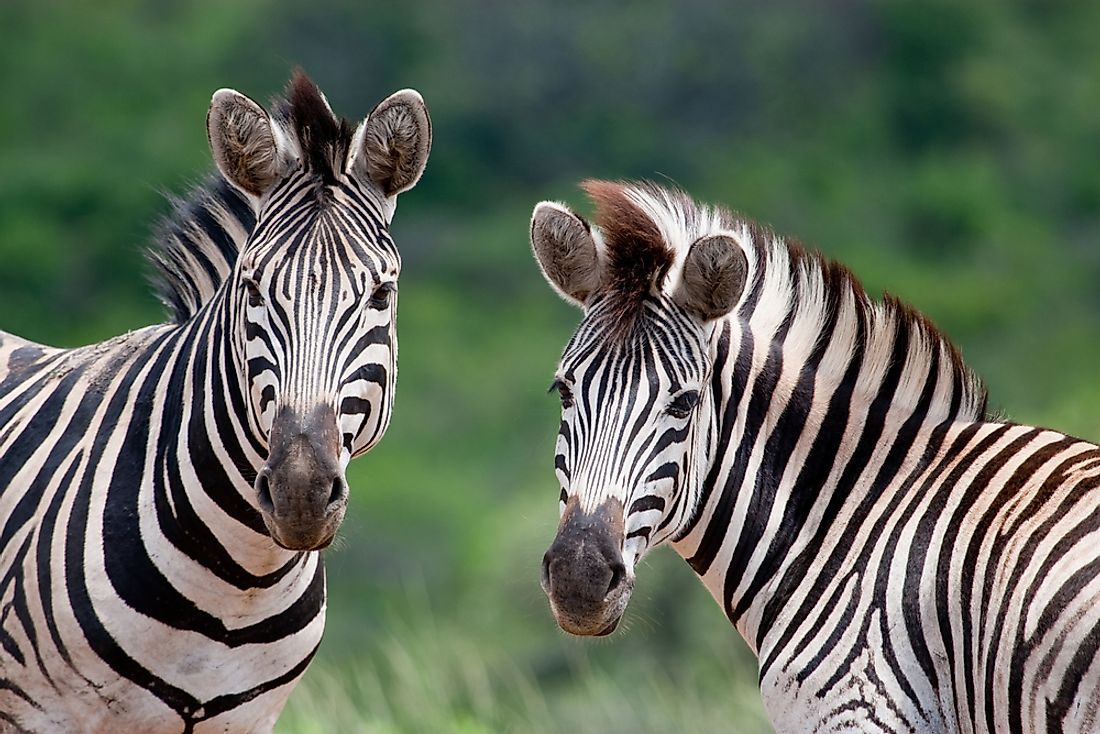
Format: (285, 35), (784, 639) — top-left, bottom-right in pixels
(242, 276), (264, 308)
(368, 282), (395, 310)
(548, 378), (574, 409)
(666, 390), (700, 419)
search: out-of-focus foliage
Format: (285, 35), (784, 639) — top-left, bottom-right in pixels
(1, 1), (1098, 731)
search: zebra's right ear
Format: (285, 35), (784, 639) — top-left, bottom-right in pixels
(207, 89), (289, 198)
(531, 202), (602, 307)
(673, 234), (749, 321)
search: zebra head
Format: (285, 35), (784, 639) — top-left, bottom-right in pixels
(532, 181), (748, 635)
(207, 73), (431, 551)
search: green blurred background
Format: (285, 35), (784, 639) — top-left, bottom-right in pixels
(2, 2), (1099, 731)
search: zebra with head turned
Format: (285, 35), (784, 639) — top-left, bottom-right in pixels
(0, 72), (430, 733)
(532, 180), (1100, 733)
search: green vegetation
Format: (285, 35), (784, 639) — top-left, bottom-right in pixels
(2, 2), (1099, 731)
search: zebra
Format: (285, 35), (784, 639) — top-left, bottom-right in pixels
(0, 72), (430, 733)
(532, 179), (1100, 733)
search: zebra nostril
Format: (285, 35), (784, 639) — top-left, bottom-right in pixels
(541, 552), (553, 591)
(327, 476), (347, 507)
(606, 561), (626, 597)
(255, 470), (274, 514)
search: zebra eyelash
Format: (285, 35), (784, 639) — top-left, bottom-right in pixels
(665, 389), (700, 419)
(367, 282), (396, 310)
(548, 378), (574, 408)
(241, 275), (264, 308)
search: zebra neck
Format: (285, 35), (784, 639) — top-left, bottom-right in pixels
(672, 268), (986, 652)
(164, 302), (301, 578)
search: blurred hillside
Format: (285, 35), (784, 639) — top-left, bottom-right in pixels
(1, 2), (1099, 732)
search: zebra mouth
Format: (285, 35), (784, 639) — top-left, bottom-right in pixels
(262, 511), (343, 552)
(548, 602), (629, 637)
(594, 615), (622, 637)
(268, 528), (337, 552)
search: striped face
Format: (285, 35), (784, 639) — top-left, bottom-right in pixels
(207, 74), (431, 551)
(234, 174), (399, 550)
(542, 294), (712, 634)
(531, 181), (748, 637)
(237, 176), (399, 458)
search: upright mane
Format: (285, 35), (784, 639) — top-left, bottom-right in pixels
(147, 72), (355, 323)
(273, 71), (355, 186)
(147, 175), (254, 323)
(582, 180), (989, 423)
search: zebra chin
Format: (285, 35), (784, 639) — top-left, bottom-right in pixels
(259, 503), (346, 551)
(254, 403), (350, 551)
(540, 498), (635, 637)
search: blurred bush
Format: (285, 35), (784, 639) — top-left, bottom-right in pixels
(2, 1), (1099, 730)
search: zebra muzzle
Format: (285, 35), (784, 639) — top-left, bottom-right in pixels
(540, 498), (634, 636)
(254, 404), (349, 551)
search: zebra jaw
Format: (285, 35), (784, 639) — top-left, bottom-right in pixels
(541, 498), (634, 636)
(254, 403), (348, 551)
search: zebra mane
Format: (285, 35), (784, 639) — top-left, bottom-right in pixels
(147, 175), (255, 323)
(274, 71), (355, 186)
(588, 180), (989, 423)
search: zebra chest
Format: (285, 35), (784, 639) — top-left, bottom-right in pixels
(7, 607), (324, 734)
(0, 513), (326, 733)
(759, 645), (947, 734)
(755, 599), (951, 734)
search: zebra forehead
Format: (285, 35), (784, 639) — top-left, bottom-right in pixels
(580, 179), (739, 337)
(563, 301), (708, 387)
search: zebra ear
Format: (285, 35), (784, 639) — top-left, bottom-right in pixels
(352, 89), (432, 198)
(674, 234), (748, 321)
(531, 202), (602, 307)
(207, 89), (288, 198)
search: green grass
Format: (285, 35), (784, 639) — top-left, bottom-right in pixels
(277, 598), (772, 734)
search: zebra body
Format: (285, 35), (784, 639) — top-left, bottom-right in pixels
(532, 181), (1100, 733)
(0, 74), (431, 733)
(0, 322), (325, 733)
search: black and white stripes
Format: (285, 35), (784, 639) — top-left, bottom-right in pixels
(0, 73), (430, 734)
(534, 180), (1100, 733)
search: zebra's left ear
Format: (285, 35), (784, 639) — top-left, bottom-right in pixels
(350, 89), (432, 198)
(673, 234), (749, 321)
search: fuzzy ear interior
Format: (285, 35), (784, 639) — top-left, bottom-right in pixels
(674, 234), (748, 321)
(352, 89), (432, 197)
(530, 202), (602, 307)
(207, 89), (287, 198)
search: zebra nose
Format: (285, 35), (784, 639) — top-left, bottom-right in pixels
(541, 537), (625, 603)
(541, 549), (627, 600)
(255, 404), (348, 550)
(256, 437), (346, 514)
(540, 499), (633, 636)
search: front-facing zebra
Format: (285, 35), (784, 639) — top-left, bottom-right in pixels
(532, 180), (1100, 733)
(0, 73), (430, 733)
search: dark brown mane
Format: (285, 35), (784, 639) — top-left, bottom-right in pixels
(582, 180), (675, 333)
(277, 70), (354, 185)
(569, 179), (989, 421)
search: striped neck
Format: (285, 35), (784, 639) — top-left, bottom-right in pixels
(161, 293), (304, 579)
(672, 230), (987, 652)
